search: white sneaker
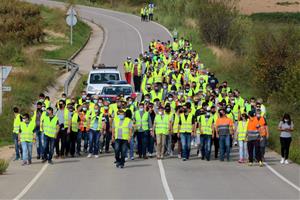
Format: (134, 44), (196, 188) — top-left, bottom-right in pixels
(178, 154), (181, 159)
(191, 141), (195, 146)
(94, 155), (99, 158)
(170, 151), (173, 156)
(284, 160), (289, 165)
(87, 153), (92, 158)
(198, 153), (202, 158)
(125, 157), (128, 161)
(280, 158), (284, 164)
(130, 157), (134, 160)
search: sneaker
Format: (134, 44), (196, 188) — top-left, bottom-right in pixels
(238, 159), (243, 164)
(248, 162), (253, 166)
(170, 151), (173, 156)
(284, 160), (289, 165)
(197, 153), (202, 158)
(22, 161), (27, 166)
(234, 141), (238, 146)
(130, 157), (134, 160)
(28, 160), (32, 165)
(120, 165), (124, 168)
(191, 141), (194, 146)
(87, 153), (92, 158)
(95, 155), (99, 158)
(259, 161), (264, 167)
(182, 158), (187, 161)
(280, 158), (285, 164)
(125, 157), (128, 161)
(178, 154), (182, 159)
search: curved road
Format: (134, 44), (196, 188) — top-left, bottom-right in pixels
(1, 0), (299, 199)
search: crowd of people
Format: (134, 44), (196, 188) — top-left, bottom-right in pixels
(12, 37), (294, 168)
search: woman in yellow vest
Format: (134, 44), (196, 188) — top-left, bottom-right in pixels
(112, 109), (133, 168)
(171, 106), (182, 158)
(19, 113), (35, 165)
(237, 113), (248, 163)
(42, 107), (59, 164)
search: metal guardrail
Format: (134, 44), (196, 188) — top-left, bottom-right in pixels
(43, 58), (79, 96)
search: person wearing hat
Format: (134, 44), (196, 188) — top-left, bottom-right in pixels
(215, 108), (234, 161)
(112, 109), (133, 168)
(42, 107), (59, 164)
(132, 58), (142, 92)
(153, 106), (170, 159)
(124, 57), (133, 84)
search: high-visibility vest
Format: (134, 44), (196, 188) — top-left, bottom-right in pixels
(44, 99), (51, 108)
(39, 112), (47, 132)
(71, 112), (79, 132)
(179, 113), (193, 133)
(150, 90), (163, 102)
(114, 118), (131, 140)
(237, 120), (248, 141)
(232, 104), (239, 121)
(154, 115), (169, 135)
(134, 111), (149, 131)
(20, 121), (35, 142)
(140, 8), (144, 15)
(13, 114), (21, 134)
(132, 63), (142, 76)
(200, 115), (213, 135)
(172, 42), (179, 51)
(124, 61), (133, 73)
(89, 112), (104, 131)
(172, 74), (182, 86)
(153, 70), (163, 83)
(43, 116), (58, 138)
(64, 109), (69, 128)
(173, 114), (180, 134)
(79, 111), (90, 131)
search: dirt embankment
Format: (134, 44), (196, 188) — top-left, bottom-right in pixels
(239, 0), (300, 15)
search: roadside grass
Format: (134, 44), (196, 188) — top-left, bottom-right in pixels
(58, 1), (300, 164)
(0, 6), (91, 147)
(0, 159), (9, 174)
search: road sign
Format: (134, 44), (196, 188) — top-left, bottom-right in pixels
(67, 7), (77, 16)
(2, 66), (12, 83)
(66, 15), (78, 27)
(2, 86), (11, 92)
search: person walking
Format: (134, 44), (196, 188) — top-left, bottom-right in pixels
(178, 103), (196, 161)
(42, 107), (59, 164)
(112, 110), (133, 168)
(32, 102), (45, 160)
(215, 109), (234, 162)
(236, 113), (248, 163)
(132, 59), (142, 92)
(19, 114), (35, 166)
(246, 110), (264, 167)
(278, 113), (294, 165)
(199, 111), (214, 161)
(12, 107), (22, 161)
(153, 106), (170, 159)
(124, 57), (133, 84)
(68, 105), (79, 157)
(134, 103), (152, 159)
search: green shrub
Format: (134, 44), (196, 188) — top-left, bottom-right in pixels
(249, 12), (300, 24)
(0, 159), (9, 175)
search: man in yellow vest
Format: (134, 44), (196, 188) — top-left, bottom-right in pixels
(32, 102), (45, 160)
(12, 107), (22, 161)
(171, 106), (182, 158)
(19, 113), (35, 165)
(87, 104), (106, 158)
(124, 57), (133, 84)
(199, 111), (214, 161)
(132, 59), (142, 92)
(178, 103), (196, 161)
(42, 107), (59, 164)
(134, 103), (152, 159)
(112, 109), (133, 168)
(67, 105), (80, 157)
(153, 106), (170, 159)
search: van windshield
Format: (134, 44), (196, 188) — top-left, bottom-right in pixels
(89, 73), (120, 84)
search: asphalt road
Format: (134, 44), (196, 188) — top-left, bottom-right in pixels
(1, 0), (300, 199)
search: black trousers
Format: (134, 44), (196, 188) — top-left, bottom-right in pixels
(70, 131), (78, 156)
(247, 140), (261, 163)
(101, 132), (112, 152)
(133, 75), (142, 92)
(55, 128), (66, 156)
(213, 137), (219, 158)
(115, 139), (128, 166)
(280, 137), (292, 159)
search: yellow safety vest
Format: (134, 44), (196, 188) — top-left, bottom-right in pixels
(200, 115), (213, 135)
(114, 118), (131, 140)
(89, 112), (104, 131)
(134, 111), (149, 131)
(124, 61), (133, 73)
(179, 113), (193, 133)
(20, 121), (35, 142)
(150, 90), (163, 102)
(43, 116), (58, 138)
(71, 112), (79, 132)
(173, 114), (180, 134)
(237, 120), (248, 141)
(154, 115), (169, 135)
(13, 114), (21, 134)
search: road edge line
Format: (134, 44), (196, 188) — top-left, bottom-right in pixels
(158, 160), (174, 200)
(14, 163), (49, 200)
(264, 162), (300, 192)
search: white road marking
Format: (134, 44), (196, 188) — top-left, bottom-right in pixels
(14, 163), (49, 200)
(265, 162), (300, 192)
(158, 160), (174, 200)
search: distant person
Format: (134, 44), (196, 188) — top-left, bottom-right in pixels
(278, 113), (294, 165)
(12, 107), (22, 161)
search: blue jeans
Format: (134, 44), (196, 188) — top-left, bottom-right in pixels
(21, 142), (33, 162)
(115, 139), (128, 166)
(76, 132), (82, 154)
(200, 135), (212, 160)
(180, 133), (191, 159)
(219, 135), (231, 161)
(13, 133), (21, 159)
(239, 140), (248, 160)
(43, 135), (55, 161)
(35, 130), (43, 157)
(89, 130), (100, 155)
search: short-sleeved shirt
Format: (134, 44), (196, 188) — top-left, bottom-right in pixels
(278, 121), (293, 138)
(215, 117), (233, 135)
